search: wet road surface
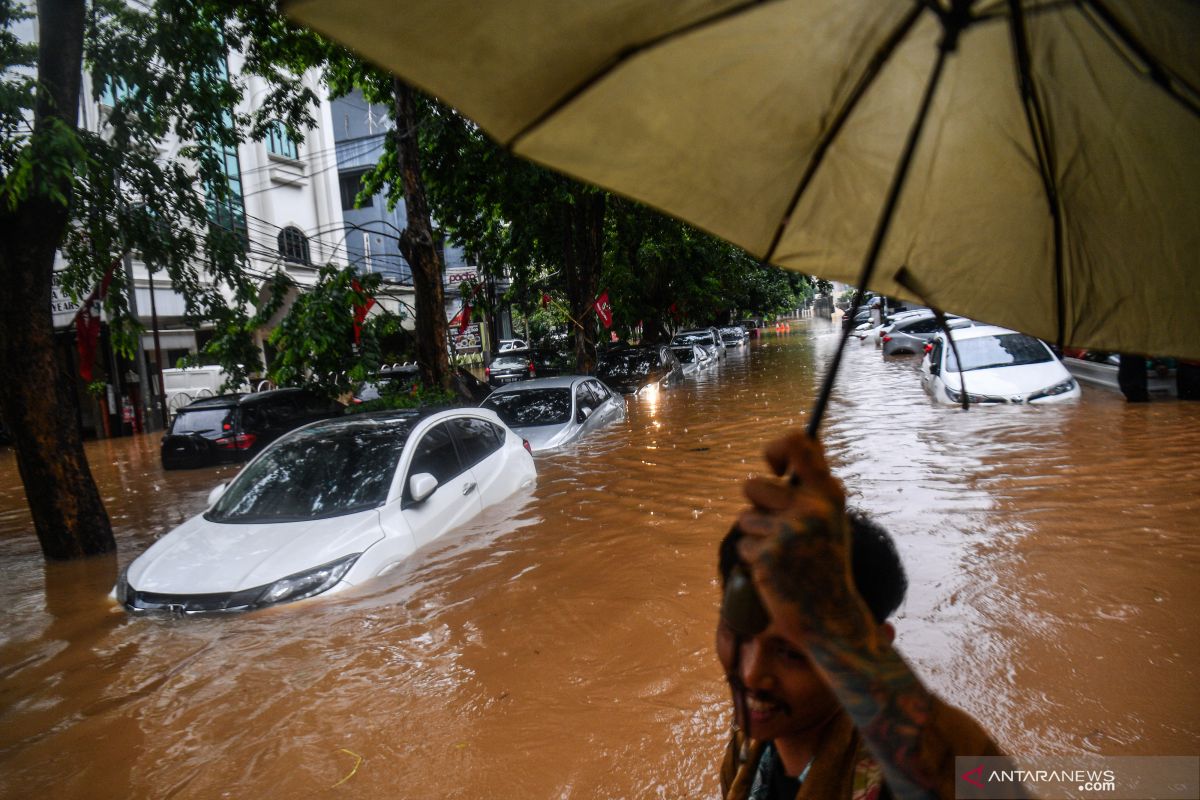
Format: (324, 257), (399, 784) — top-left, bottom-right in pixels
(1, 318), (1197, 798)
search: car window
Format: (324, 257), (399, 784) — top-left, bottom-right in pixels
(491, 355), (530, 369)
(576, 382), (598, 412)
(405, 422), (465, 493)
(597, 351), (656, 378)
(207, 418), (414, 522)
(946, 334), (1054, 372)
(589, 380), (611, 402)
(904, 318), (939, 334)
(450, 417), (506, 468)
(482, 389), (573, 427)
(171, 408), (233, 435)
(671, 347), (695, 364)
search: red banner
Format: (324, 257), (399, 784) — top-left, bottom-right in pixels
(73, 255), (122, 382)
(351, 279), (376, 345)
(593, 290), (613, 329)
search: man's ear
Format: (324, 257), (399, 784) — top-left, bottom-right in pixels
(880, 622), (896, 645)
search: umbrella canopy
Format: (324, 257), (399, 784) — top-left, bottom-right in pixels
(287, 0), (1200, 359)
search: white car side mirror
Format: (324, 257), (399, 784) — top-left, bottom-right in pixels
(207, 482), (227, 507)
(409, 472), (439, 503)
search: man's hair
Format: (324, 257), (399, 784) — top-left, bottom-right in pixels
(717, 509), (907, 624)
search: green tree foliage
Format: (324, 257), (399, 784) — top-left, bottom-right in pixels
(0, 0), (382, 559)
(266, 265), (400, 398)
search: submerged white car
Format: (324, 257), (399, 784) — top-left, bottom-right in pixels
(920, 325), (1081, 405)
(480, 375), (625, 452)
(117, 408), (536, 613)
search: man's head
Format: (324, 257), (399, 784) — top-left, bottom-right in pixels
(716, 510), (907, 742)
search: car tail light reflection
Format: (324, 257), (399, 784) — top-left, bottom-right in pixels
(924, 343), (934, 353)
(527, 361), (536, 377)
(215, 433), (257, 450)
(882, 335), (892, 343)
(484, 366), (491, 378)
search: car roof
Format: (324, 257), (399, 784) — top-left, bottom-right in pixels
(485, 375), (593, 392)
(675, 329), (715, 336)
(177, 394), (243, 410)
(938, 324), (1025, 342)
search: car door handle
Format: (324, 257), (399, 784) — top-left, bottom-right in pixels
(462, 482), (476, 495)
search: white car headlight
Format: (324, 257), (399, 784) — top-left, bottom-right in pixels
(256, 554), (360, 607)
(1030, 378), (1077, 400)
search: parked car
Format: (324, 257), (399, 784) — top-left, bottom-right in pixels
(594, 345), (685, 394)
(670, 344), (708, 376)
(920, 325), (1081, 405)
(123, 408), (536, 613)
(160, 388), (343, 470)
(880, 314), (972, 356)
(671, 329), (722, 361)
(498, 338), (527, 352)
(719, 326), (748, 347)
(480, 375), (626, 452)
(484, 349), (571, 387)
(355, 364), (491, 405)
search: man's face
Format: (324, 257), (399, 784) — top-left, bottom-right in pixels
(716, 616), (840, 742)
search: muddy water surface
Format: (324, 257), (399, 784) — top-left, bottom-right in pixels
(1, 319), (1197, 799)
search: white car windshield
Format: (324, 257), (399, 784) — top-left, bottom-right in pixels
(946, 334), (1054, 372)
(673, 332), (714, 346)
(207, 417), (415, 523)
(482, 389), (572, 427)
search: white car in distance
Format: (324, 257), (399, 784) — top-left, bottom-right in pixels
(117, 408), (536, 613)
(920, 325), (1081, 405)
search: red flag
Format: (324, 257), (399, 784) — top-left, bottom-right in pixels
(351, 279), (376, 345)
(593, 290), (613, 329)
(448, 304), (472, 334)
(73, 254), (122, 382)
(541, 293), (552, 308)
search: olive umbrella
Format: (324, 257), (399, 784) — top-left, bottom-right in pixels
(287, 0), (1199, 366)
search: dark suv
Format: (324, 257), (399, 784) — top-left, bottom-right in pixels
(484, 349), (572, 387)
(160, 388), (343, 470)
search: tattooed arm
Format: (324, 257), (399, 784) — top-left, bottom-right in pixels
(734, 433), (1001, 799)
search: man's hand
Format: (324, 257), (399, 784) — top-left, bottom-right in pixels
(734, 433), (881, 651)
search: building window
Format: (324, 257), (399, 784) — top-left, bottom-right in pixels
(266, 120), (299, 160)
(278, 226), (310, 265)
(339, 169), (374, 211)
(206, 140), (248, 249)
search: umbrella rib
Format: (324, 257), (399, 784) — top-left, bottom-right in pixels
(504, 0), (774, 151)
(764, 2), (927, 264)
(807, 36), (954, 438)
(1008, 0), (1067, 350)
(1080, 0), (1200, 118)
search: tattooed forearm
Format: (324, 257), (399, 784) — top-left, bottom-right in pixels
(806, 637), (938, 800)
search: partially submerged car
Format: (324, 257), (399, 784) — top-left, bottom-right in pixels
(671, 329), (722, 361)
(594, 345), (684, 394)
(121, 408), (536, 613)
(480, 375), (626, 452)
(920, 325), (1081, 405)
(160, 389), (343, 470)
(670, 344), (709, 376)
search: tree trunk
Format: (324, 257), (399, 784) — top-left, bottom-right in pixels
(0, 0), (115, 560)
(392, 79), (451, 392)
(562, 188), (606, 373)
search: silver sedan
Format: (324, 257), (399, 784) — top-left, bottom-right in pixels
(480, 375), (626, 452)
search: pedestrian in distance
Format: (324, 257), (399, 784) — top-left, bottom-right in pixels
(717, 433), (1008, 799)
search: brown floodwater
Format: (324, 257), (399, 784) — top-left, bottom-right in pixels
(1, 318), (1197, 799)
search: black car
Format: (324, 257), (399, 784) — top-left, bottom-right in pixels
(594, 345), (684, 394)
(160, 388), (343, 470)
(356, 364), (492, 404)
(484, 349), (571, 387)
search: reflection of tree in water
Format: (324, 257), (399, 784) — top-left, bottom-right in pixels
(597, 352), (655, 379)
(0, 556), (142, 796)
(211, 424), (412, 520)
(483, 389), (572, 426)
